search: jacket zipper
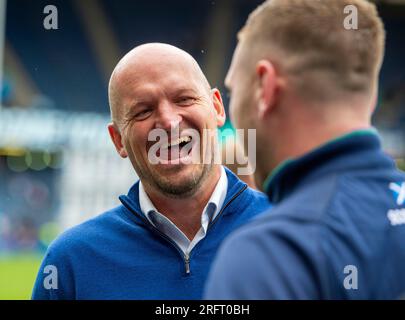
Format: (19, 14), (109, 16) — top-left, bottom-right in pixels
(184, 253), (190, 274)
(208, 184), (248, 228)
(121, 204), (192, 274)
(121, 184), (247, 275)
(149, 226), (191, 275)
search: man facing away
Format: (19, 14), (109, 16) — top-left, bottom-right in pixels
(32, 43), (270, 299)
(205, 0), (405, 299)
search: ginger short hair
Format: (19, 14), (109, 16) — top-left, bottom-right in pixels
(239, 0), (385, 101)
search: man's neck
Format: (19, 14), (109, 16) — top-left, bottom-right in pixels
(143, 165), (222, 240)
(259, 108), (372, 188)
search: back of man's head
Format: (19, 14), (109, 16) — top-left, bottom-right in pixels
(239, 0), (385, 103)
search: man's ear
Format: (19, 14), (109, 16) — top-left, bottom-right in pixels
(255, 60), (279, 119)
(211, 88), (226, 128)
(108, 123), (128, 158)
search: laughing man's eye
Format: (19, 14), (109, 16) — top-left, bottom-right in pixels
(134, 109), (152, 120)
(176, 97), (196, 105)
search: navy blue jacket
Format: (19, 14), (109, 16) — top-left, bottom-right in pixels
(205, 130), (405, 299)
(32, 167), (270, 299)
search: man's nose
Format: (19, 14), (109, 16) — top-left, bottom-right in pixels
(154, 101), (182, 130)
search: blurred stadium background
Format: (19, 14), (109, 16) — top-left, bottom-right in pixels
(0, 0), (404, 299)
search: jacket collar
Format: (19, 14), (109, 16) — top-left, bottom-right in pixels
(264, 129), (395, 204)
(119, 166), (247, 224)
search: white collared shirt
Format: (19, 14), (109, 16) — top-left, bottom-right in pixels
(138, 166), (228, 256)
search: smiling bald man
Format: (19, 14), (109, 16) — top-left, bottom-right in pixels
(32, 43), (270, 300)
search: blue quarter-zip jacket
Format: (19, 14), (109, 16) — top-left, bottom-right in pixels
(32, 167), (270, 299)
(205, 131), (405, 299)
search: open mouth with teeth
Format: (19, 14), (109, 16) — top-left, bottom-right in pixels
(157, 135), (195, 163)
(161, 136), (192, 150)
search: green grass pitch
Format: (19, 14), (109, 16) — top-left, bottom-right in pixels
(0, 253), (43, 300)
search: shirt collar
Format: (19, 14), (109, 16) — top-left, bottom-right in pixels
(206, 165), (228, 219)
(138, 181), (159, 226)
(139, 166), (228, 226)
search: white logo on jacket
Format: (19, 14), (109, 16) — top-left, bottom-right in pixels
(387, 182), (405, 226)
(389, 182), (405, 206)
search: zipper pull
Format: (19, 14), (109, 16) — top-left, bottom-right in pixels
(184, 254), (191, 274)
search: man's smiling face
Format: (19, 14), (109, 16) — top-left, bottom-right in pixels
(109, 44), (225, 197)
